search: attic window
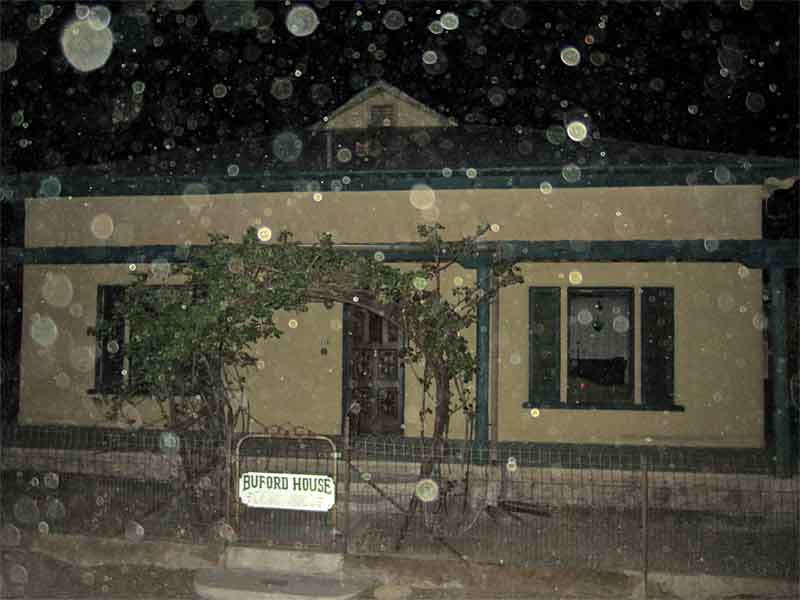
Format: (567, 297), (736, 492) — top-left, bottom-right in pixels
(369, 104), (395, 127)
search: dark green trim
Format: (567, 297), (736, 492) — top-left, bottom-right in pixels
(14, 239), (800, 268)
(16, 239), (798, 268)
(521, 401), (685, 412)
(768, 267), (793, 477)
(341, 304), (350, 437)
(3, 159), (796, 197)
(496, 239), (799, 268)
(475, 257), (491, 446)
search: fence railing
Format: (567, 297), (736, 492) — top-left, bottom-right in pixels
(1, 426), (797, 580)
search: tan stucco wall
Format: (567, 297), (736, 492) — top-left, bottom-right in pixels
(26, 186), (764, 248)
(321, 90), (449, 129)
(21, 185), (766, 446)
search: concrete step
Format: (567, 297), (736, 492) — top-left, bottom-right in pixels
(224, 546), (344, 575)
(194, 567), (372, 600)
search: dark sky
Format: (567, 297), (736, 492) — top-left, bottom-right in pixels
(1, 0), (798, 175)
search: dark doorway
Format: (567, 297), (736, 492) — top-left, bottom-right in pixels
(342, 304), (404, 435)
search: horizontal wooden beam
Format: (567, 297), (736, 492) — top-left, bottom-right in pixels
(11, 239), (798, 268)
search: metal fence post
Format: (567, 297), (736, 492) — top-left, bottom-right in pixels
(640, 453), (649, 600)
(343, 412), (351, 555)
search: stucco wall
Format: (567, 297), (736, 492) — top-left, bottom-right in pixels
(21, 185), (767, 446)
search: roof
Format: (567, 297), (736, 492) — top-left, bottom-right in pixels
(2, 83), (797, 196)
(308, 80), (454, 132)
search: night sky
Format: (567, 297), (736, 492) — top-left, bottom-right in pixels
(0, 0), (798, 175)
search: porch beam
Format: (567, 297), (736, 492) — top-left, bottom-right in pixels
(14, 239), (799, 267)
(768, 267), (793, 477)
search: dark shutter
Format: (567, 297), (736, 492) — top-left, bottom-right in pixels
(529, 287), (561, 405)
(641, 287), (675, 406)
(95, 285), (126, 392)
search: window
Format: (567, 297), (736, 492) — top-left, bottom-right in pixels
(527, 286), (677, 410)
(568, 288), (633, 405)
(369, 104), (395, 127)
(91, 284), (204, 394)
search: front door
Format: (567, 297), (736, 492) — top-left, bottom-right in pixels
(343, 304), (403, 435)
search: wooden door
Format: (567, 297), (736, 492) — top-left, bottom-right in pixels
(343, 305), (403, 435)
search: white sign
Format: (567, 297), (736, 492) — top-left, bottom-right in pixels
(239, 472), (335, 512)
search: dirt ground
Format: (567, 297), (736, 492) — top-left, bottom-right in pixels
(1, 549), (195, 598)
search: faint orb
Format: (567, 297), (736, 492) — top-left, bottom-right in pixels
(256, 359), (265, 370)
(382, 9), (405, 30)
(740, 0), (754, 9)
(409, 184), (436, 210)
(43, 499), (65, 522)
(577, 309), (593, 325)
(717, 292), (735, 312)
(90, 213), (114, 240)
(54, 372), (71, 389)
(286, 4), (319, 37)
(69, 345), (95, 373)
(205, 0), (255, 32)
(61, 18), (114, 73)
(453, 276), (464, 286)
(506, 457), (518, 472)
(212, 83), (228, 98)
(440, 12), (459, 30)
(30, 314), (58, 347)
(713, 165), (732, 184)
(510, 352), (521, 365)
(373, 251), (385, 262)
(336, 147), (352, 163)
(703, 238), (719, 252)
(13, 496), (39, 525)
(0, 40), (18, 72)
(342, 176), (351, 184)
(441, 167), (453, 177)
(487, 86), (506, 107)
(272, 131), (303, 162)
(270, 77), (293, 101)
(490, 223), (500, 233)
(257, 226), (272, 242)
(313, 192), (323, 202)
(428, 20), (444, 35)
(0, 523), (22, 546)
(649, 77), (665, 92)
(613, 315), (630, 333)
(9, 564), (28, 586)
(465, 167), (478, 179)
(121, 403), (142, 429)
(125, 521), (145, 542)
(81, 571), (96, 587)
(752, 312), (768, 331)
(545, 125), (566, 145)
(227, 164), (240, 177)
(87, 5), (112, 31)
(37, 521), (50, 535)
(737, 265), (750, 279)
(561, 163), (581, 183)
(413, 276), (428, 291)
(568, 271), (583, 285)
(310, 83), (332, 105)
(500, 5), (528, 30)
(566, 120), (588, 142)
(41, 272), (74, 308)
(560, 46), (581, 67)
(422, 50), (438, 65)
(288, 319), (299, 329)
(530, 408), (541, 418)
(540, 181), (553, 194)
(39, 176), (62, 197)
(415, 479), (439, 503)
(688, 104), (699, 115)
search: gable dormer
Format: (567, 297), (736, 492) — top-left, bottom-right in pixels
(310, 80), (454, 131)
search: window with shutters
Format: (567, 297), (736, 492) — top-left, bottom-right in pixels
(90, 284), (207, 395)
(527, 286), (677, 410)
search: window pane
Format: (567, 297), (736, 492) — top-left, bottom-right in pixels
(568, 289), (633, 405)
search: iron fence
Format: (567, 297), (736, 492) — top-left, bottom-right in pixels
(0, 425), (798, 581)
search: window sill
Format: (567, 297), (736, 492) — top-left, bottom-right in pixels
(522, 402), (685, 412)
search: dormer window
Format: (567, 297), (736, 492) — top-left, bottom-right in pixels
(369, 104), (395, 127)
